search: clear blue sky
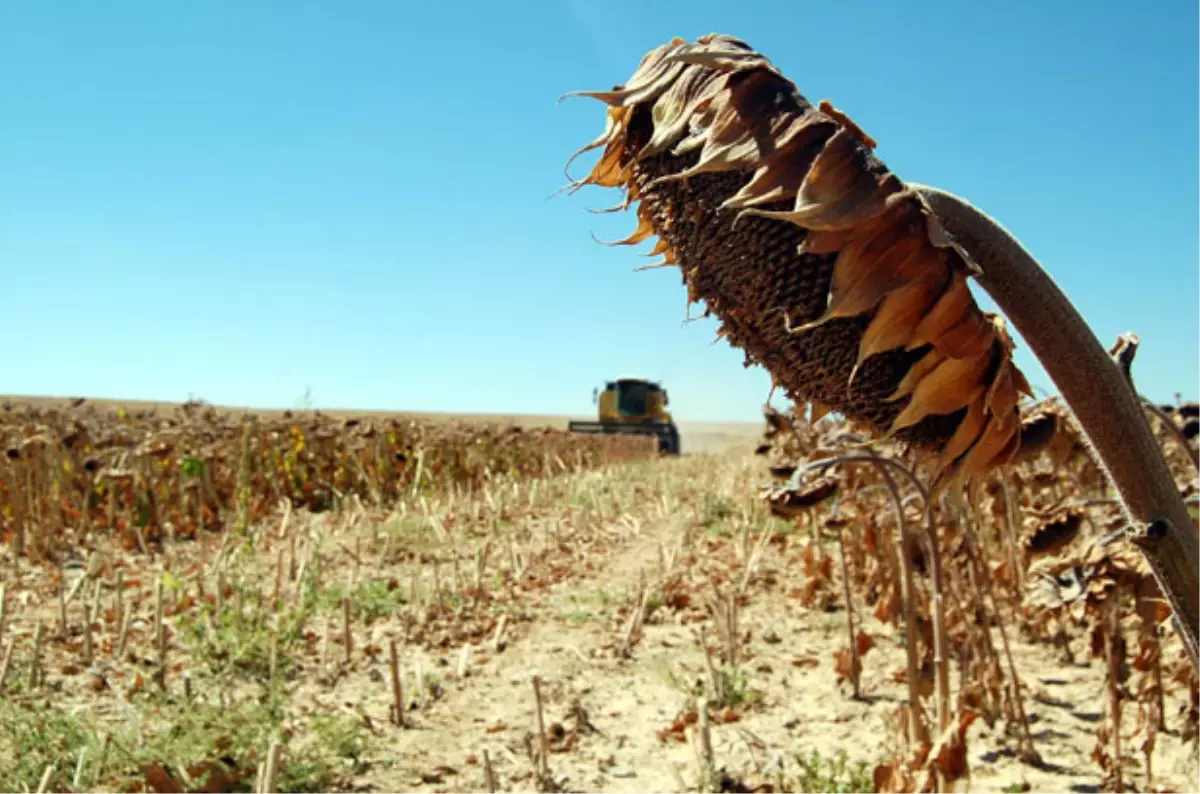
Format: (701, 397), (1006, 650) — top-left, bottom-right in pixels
(2, 1), (1196, 422)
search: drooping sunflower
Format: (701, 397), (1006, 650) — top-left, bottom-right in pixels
(565, 34), (1034, 484)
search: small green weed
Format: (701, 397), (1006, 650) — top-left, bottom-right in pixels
(661, 663), (762, 710)
(788, 748), (873, 793)
(700, 493), (739, 527)
(317, 578), (408, 622)
(0, 689), (375, 793)
(0, 698), (93, 793)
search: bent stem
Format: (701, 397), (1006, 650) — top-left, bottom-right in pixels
(869, 459), (929, 747)
(835, 519), (862, 700)
(914, 185), (1200, 672)
(803, 453), (949, 738)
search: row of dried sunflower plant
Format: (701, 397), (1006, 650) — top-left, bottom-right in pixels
(0, 399), (657, 563)
(753, 395), (1199, 792)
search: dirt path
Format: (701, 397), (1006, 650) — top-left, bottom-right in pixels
(369, 517), (696, 792)
(336, 455), (1198, 794)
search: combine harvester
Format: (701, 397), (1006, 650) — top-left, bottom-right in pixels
(568, 377), (681, 455)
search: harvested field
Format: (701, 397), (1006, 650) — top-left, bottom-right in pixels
(5, 5), (1195, 793)
(0, 397), (1196, 793)
(0, 397), (662, 562)
(0, 395), (761, 458)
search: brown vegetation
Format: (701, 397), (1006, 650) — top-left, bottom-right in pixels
(0, 395), (1195, 793)
(0, 398), (656, 563)
(753, 396), (1198, 792)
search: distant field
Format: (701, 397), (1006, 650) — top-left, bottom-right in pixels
(0, 394), (765, 454)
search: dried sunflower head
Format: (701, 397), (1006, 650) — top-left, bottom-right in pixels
(566, 34), (1033, 484)
(1025, 557), (1092, 611)
(762, 405), (789, 437)
(767, 462), (797, 481)
(1009, 404), (1059, 466)
(1022, 505), (1085, 560)
(760, 471), (839, 518)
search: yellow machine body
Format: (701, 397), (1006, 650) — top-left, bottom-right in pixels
(568, 377), (681, 455)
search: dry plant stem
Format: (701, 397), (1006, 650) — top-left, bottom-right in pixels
(0, 638), (14, 693)
(921, 506), (952, 734)
(31, 623), (44, 687)
(83, 601), (94, 665)
(72, 747), (88, 791)
(116, 610), (131, 658)
(114, 569), (124, 629)
(618, 579), (651, 658)
(532, 674), (551, 780)
(806, 453), (949, 731)
(58, 584), (68, 640)
(342, 596), (352, 664)
(1138, 579), (1168, 734)
(389, 638), (405, 727)
(960, 510), (1038, 761)
(698, 626), (725, 704)
(155, 579), (166, 689)
(482, 749), (497, 793)
(1106, 596), (1123, 792)
(697, 695), (716, 781)
(35, 765), (54, 794)
(871, 473), (931, 747)
(996, 478), (1025, 598)
(835, 522), (861, 699)
(263, 740), (282, 794)
(914, 184), (1200, 671)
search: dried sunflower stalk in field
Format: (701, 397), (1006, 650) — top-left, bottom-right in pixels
(564, 34), (1034, 484)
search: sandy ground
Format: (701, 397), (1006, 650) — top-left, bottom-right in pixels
(347, 485), (1200, 794)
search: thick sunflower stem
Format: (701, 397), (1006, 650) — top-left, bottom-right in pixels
(914, 185), (1200, 672)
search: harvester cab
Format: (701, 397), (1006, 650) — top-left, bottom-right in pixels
(568, 378), (681, 455)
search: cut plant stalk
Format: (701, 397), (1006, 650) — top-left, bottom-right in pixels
(389, 638), (405, 727)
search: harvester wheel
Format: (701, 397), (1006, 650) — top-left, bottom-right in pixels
(659, 425), (681, 456)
